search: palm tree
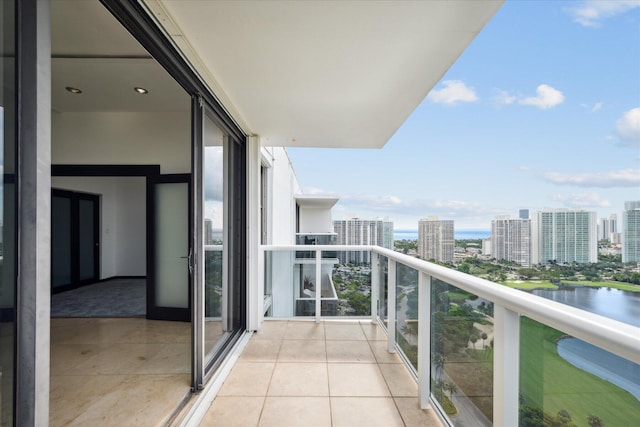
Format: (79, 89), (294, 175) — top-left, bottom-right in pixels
(443, 381), (458, 399)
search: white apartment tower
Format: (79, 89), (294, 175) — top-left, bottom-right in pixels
(598, 214), (618, 242)
(622, 201), (640, 263)
(491, 216), (531, 267)
(333, 218), (394, 264)
(531, 209), (597, 264)
(418, 217), (454, 263)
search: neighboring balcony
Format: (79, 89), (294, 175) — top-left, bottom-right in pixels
(257, 245), (640, 427)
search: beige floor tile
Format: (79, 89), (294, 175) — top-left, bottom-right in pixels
(253, 321), (288, 341)
(284, 322), (325, 340)
(368, 340), (403, 364)
(328, 364), (390, 396)
(394, 397), (443, 427)
(51, 318), (138, 345)
(136, 343), (190, 374)
(324, 322), (366, 340)
(239, 338), (282, 362)
(278, 339), (326, 362)
(360, 322), (388, 341)
(331, 397), (404, 427)
(326, 340), (376, 363)
(50, 374), (127, 427)
(259, 397), (331, 427)
(71, 342), (168, 375)
(120, 320), (190, 344)
(268, 363), (329, 396)
(50, 343), (105, 376)
(379, 363), (418, 397)
(201, 396), (264, 427)
(64, 374), (190, 427)
(219, 362), (275, 396)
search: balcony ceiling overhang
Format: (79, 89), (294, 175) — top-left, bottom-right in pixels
(149, 0), (503, 148)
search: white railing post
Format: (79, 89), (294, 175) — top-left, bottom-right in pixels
(418, 272), (431, 409)
(387, 259), (396, 353)
(493, 305), (520, 427)
(371, 252), (379, 322)
(315, 249), (322, 323)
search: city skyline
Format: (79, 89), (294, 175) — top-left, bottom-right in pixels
(287, 1), (639, 230)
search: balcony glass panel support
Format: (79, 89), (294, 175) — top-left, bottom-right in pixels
(387, 259), (396, 354)
(315, 249), (321, 323)
(418, 272), (431, 410)
(370, 252), (380, 322)
(493, 305), (519, 427)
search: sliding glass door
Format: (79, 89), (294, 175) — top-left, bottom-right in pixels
(193, 98), (246, 385)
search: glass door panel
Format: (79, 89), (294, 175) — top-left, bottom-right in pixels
(51, 195), (72, 288)
(147, 175), (191, 321)
(78, 197), (98, 282)
(155, 182), (189, 308)
(203, 111), (226, 359)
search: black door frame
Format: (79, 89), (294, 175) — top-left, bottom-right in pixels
(51, 188), (100, 293)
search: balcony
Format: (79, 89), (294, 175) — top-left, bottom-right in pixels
(232, 245), (639, 427)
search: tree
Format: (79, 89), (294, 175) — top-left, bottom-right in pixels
(587, 414), (603, 427)
(481, 332), (488, 349)
(469, 334), (478, 350)
(443, 381), (458, 399)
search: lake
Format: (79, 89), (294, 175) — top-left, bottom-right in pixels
(532, 286), (640, 400)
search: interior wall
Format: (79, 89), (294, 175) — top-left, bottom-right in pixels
(52, 111), (191, 174)
(51, 176), (146, 278)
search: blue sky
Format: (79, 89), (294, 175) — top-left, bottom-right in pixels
(287, 0), (640, 230)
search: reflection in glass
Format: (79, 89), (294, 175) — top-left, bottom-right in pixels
(0, 0), (16, 424)
(395, 263), (419, 370)
(519, 316), (640, 427)
(203, 113), (225, 358)
(326, 250), (371, 317)
(430, 279), (494, 425)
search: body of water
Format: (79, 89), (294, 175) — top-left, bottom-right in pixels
(394, 229), (490, 241)
(532, 286), (640, 400)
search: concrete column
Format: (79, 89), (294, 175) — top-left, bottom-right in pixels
(16, 0), (51, 425)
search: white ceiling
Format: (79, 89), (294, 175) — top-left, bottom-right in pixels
(51, 0), (189, 113)
(150, 0), (503, 148)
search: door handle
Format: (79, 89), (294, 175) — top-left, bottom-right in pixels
(180, 248), (194, 274)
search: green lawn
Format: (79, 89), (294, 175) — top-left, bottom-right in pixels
(500, 280), (558, 290)
(520, 317), (640, 427)
(560, 280), (640, 293)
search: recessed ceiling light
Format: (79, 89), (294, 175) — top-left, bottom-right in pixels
(65, 86), (82, 94)
(134, 87), (148, 94)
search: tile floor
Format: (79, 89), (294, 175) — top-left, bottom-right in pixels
(50, 318), (193, 427)
(201, 320), (442, 427)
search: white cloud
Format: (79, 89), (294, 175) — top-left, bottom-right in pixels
(567, 1), (640, 27)
(427, 80), (478, 105)
(517, 165), (531, 171)
(542, 168), (640, 187)
(592, 102), (603, 112)
(493, 89), (516, 107)
(550, 192), (611, 208)
(615, 107), (640, 147)
(519, 84), (565, 109)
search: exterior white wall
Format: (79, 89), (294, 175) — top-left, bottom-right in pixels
(266, 147), (300, 245)
(51, 176), (146, 278)
(261, 147), (300, 317)
(299, 208), (333, 233)
(52, 111), (190, 174)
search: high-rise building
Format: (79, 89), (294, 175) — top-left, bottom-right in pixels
(204, 218), (214, 245)
(531, 209), (597, 265)
(333, 218), (394, 263)
(622, 201), (640, 263)
(491, 216), (531, 267)
(598, 214), (618, 242)
(519, 209), (529, 219)
(418, 217), (454, 262)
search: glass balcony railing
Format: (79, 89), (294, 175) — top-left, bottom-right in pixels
(260, 244), (640, 427)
